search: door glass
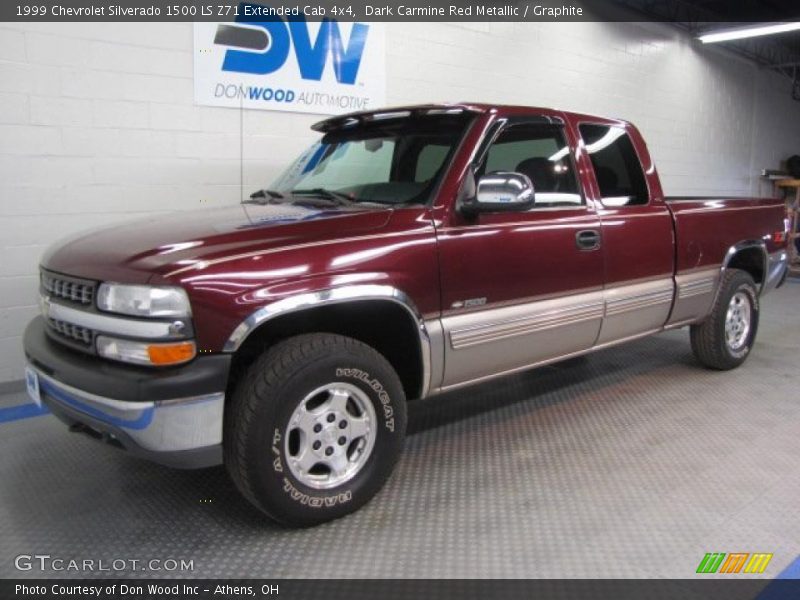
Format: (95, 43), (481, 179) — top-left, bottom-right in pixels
(480, 125), (582, 207)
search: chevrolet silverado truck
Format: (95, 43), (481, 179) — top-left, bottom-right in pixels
(24, 103), (789, 526)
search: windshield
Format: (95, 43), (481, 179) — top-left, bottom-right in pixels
(269, 114), (473, 206)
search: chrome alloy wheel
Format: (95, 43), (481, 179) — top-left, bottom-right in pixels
(724, 291), (752, 351)
(284, 382), (377, 490)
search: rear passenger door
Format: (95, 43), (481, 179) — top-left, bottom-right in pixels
(578, 123), (675, 344)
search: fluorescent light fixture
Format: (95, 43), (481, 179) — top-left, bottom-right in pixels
(698, 22), (800, 44)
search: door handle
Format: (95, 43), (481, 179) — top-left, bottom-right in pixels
(576, 229), (601, 250)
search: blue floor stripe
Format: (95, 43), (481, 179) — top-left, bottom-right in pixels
(756, 556), (800, 600)
(777, 556), (800, 579)
(0, 402), (50, 423)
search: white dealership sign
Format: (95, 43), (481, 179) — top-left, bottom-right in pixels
(193, 19), (385, 115)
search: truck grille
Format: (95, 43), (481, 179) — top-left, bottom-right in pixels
(40, 269), (98, 353)
(41, 271), (95, 305)
(47, 318), (93, 346)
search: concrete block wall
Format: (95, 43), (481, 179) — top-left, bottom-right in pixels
(1, 20), (798, 382)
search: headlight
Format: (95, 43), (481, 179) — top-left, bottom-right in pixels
(97, 336), (196, 366)
(96, 284), (191, 318)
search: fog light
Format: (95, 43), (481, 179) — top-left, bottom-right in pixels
(97, 336), (196, 366)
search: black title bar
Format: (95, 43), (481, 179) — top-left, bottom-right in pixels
(3, 0), (799, 22)
(3, 579), (800, 600)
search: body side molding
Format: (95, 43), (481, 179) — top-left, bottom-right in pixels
(671, 240), (778, 327)
(667, 267), (719, 326)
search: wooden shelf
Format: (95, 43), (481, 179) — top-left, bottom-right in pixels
(775, 179), (800, 188)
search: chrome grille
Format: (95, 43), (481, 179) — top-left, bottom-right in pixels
(41, 272), (95, 305)
(48, 318), (93, 346)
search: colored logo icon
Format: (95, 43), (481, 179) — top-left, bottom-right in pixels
(696, 552), (773, 574)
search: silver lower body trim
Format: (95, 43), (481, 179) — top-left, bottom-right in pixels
(436, 327), (663, 393)
(31, 366), (224, 454)
(597, 278), (674, 344)
(439, 277), (679, 389)
(440, 290), (605, 388)
(667, 268), (719, 327)
(449, 300), (605, 350)
(428, 251), (787, 395)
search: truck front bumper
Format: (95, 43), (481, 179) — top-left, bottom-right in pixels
(23, 317), (230, 469)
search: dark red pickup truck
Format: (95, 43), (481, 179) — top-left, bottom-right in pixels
(24, 103), (789, 525)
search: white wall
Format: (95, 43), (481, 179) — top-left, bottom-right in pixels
(1, 20), (799, 383)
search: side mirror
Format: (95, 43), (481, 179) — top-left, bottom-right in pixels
(460, 171), (535, 216)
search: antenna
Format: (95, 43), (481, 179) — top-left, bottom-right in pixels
(240, 90), (244, 201)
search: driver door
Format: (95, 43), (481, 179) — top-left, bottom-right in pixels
(435, 118), (604, 389)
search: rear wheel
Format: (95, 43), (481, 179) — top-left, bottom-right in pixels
(225, 333), (406, 526)
(690, 269), (759, 370)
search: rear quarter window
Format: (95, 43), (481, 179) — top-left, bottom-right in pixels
(579, 124), (649, 206)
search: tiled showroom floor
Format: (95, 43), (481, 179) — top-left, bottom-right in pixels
(1, 279), (798, 580)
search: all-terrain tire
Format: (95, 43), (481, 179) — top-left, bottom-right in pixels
(690, 269), (759, 370)
(224, 333), (406, 527)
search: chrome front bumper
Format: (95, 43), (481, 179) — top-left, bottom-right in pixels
(30, 365), (225, 468)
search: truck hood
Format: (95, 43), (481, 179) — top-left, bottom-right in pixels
(41, 203), (393, 284)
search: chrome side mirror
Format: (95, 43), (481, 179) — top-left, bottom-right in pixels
(461, 171), (535, 216)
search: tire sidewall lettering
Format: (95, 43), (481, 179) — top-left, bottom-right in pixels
(282, 477), (352, 508)
(335, 367), (396, 433)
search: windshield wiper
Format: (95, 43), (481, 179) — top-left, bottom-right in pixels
(291, 188), (356, 206)
(243, 189), (286, 204)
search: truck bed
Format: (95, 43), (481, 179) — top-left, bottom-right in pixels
(665, 196), (785, 274)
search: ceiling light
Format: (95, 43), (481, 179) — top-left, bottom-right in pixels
(698, 22), (800, 44)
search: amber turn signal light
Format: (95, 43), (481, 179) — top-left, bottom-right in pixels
(147, 341), (197, 365)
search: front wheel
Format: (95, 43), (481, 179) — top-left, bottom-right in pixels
(225, 333), (407, 527)
(690, 269), (759, 370)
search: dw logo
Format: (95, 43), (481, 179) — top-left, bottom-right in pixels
(214, 16), (369, 84)
(193, 5), (384, 115)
